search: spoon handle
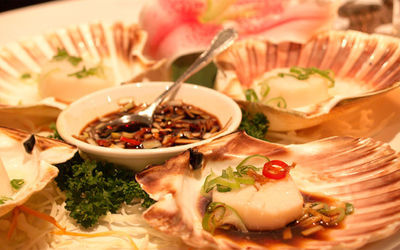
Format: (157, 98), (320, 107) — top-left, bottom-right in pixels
(138, 28), (238, 117)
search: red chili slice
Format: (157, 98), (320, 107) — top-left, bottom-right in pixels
(120, 136), (141, 146)
(262, 160), (290, 180)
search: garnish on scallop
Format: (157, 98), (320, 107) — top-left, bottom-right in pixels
(136, 132), (400, 249)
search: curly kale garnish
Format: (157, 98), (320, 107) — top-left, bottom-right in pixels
(48, 122), (63, 141)
(239, 110), (269, 141)
(55, 154), (154, 228)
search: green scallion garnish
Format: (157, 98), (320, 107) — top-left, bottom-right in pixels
(265, 96), (287, 108)
(20, 73), (31, 79)
(10, 179), (25, 190)
(245, 88), (259, 102)
(0, 196), (12, 204)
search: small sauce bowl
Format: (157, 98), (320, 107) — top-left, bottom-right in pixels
(57, 81), (242, 171)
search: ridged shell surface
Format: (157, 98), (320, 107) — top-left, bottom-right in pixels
(214, 30), (400, 131)
(137, 132), (400, 249)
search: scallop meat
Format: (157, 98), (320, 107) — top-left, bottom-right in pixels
(137, 132), (400, 249)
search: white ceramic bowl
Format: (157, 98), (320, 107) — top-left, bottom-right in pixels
(56, 81), (242, 171)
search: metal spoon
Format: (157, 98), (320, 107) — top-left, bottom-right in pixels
(99, 27), (238, 134)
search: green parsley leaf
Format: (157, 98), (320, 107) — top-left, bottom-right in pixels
(48, 122), (63, 141)
(238, 110), (269, 140)
(55, 154), (154, 228)
(52, 48), (83, 66)
(10, 179), (24, 190)
(68, 56), (82, 66)
(53, 48), (69, 61)
(68, 66), (103, 79)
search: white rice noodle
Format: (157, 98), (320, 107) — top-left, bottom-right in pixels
(0, 182), (185, 250)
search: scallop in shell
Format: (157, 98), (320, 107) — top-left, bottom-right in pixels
(0, 126), (76, 217)
(137, 132), (400, 249)
(214, 30), (400, 132)
(0, 22), (165, 132)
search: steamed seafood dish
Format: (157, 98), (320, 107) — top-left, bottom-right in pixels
(1, 0), (400, 249)
(214, 30), (400, 132)
(137, 132), (400, 249)
(0, 22), (163, 108)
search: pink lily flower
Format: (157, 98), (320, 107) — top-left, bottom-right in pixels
(139, 0), (339, 61)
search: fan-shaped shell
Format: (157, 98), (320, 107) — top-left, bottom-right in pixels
(0, 126), (76, 217)
(0, 21), (165, 132)
(214, 30), (400, 132)
(137, 132), (400, 249)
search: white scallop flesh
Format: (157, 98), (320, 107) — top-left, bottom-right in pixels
(254, 68), (369, 113)
(255, 68), (330, 109)
(212, 175), (304, 231)
(0, 127), (76, 217)
(38, 57), (115, 103)
(0, 132), (41, 200)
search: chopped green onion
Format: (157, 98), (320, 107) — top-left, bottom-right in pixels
(20, 73), (31, 79)
(320, 207), (346, 225)
(244, 89), (259, 102)
(345, 202), (354, 215)
(236, 165), (259, 176)
(216, 184), (232, 192)
(311, 201), (329, 211)
(202, 202), (248, 234)
(206, 176), (241, 193)
(276, 66), (335, 88)
(0, 196), (12, 204)
(201, 172), (217, 196)
(289, 66), (303, 75)
(266, 96), (287, 108)
(201, 155), (270, 195)
(278, 72), (297, 78)
(10, 179), (24, 190)
(234, 175), (255, 185)
(258, 78), (273, 97)
(236, 154), (270, 170)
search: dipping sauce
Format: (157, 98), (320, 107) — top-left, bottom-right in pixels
(76, 100), (221, 149)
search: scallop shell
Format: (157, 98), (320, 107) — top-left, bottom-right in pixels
(0, 126), (77, 217)
(214, 30), (400, 132)
(0, 21), (165, 132)
(137, 132), (400, 249)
